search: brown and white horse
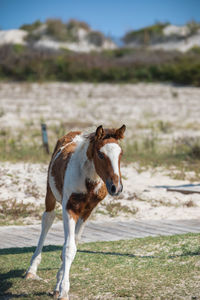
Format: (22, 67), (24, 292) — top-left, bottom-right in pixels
(26, 124), (126, 300)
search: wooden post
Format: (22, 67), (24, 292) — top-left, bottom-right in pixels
(41, 123), (49, 154)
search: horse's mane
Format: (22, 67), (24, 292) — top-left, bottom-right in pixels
(85, 128), (118, 142)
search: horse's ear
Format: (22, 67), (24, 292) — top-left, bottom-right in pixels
(115, 125), (126, 139)
(95, 125), (105, 140)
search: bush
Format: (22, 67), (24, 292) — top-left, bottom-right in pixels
(87, 31), (104, 47)
(46, 19), (78, 42)
(123, 22), (169, 45)
(20, 20), (42, 32)
(0, 44), (200, 86)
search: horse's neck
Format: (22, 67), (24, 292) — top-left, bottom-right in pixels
(77, 138), (100, 183)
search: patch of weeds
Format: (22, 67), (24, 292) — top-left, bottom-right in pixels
(157, 120), (172, 133)
(171, 90), (178, 98)
(123, 133), (200, 180)
(102, 201), (138, 217)
(0, 199), (43, 225)
(77, 99), (87, 108)
(184, 200), (195, 207)
(181, 243), (200, 256)
(25, 184), (40, 199)
(95, 208), (108, 216)
(0, 128), (50, 163)
(169, 170), (187, 180)
(0, 108), (5, 117)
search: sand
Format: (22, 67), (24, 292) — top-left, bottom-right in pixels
(0, 82), (200, 224)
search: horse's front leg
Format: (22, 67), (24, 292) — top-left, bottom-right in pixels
(58, 200), (77, 300)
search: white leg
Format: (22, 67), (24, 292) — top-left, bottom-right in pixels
(58, 207), (77, 300)
(54, 256), (64, 297)
(75, 217), (85, 245)
(26, 210), (55, 279)
(54, 218), (85, 296)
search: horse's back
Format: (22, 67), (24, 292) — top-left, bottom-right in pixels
(52, 131), (82, 157)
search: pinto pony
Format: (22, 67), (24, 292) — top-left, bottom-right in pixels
(26, 125), (126, 300)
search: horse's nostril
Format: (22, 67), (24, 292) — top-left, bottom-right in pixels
(111, 184), (116, 194)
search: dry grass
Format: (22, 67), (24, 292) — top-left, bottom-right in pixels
(101, 201), (138, 217)
(0, 200), (62, 226)
(0, 199), (42, 225)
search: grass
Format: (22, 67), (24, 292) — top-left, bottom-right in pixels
(1, 233), (200, 299)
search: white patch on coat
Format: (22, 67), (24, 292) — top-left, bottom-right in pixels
(63, 134), (99, 203)
(48, 138), (80, 203)
(100, 143), (121, 176)
(94, 179), (103, 194)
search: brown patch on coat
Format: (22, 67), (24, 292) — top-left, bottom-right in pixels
(51, 142), (76, 196)
(52, 131), (81, 156)
(45, 182), (56, 212)
(67, 179), (107, 222)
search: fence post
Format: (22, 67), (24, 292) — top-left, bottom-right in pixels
(41, 123), (50, 154)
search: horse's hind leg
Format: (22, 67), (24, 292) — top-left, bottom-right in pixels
(75, 217), (86, 245)
(26, 183), (56, 279)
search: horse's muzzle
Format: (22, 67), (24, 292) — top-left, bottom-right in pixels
(106, 179), (123, 196)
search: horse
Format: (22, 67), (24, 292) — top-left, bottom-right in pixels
(25, 124), (126, 300)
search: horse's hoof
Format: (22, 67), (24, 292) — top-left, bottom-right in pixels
(53, 291), (59, 299)
(25, 272), (36, 279)
(25, 272), (42, 280)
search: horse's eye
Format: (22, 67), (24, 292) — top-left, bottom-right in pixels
(97, 151), (104, 159)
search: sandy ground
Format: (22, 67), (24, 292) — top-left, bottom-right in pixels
(1, 82), (200, 140)
(0, 82), (200, 223)
(0, 161), (200, 223)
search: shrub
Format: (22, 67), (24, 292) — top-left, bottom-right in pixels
(87, 31), (104, 47)
(20, 20), (42, 32)
(67, 19), (90, 31)
(0, 44), (200, 86)
(123, 22), (168, 45)
(46, 18), (77, 42)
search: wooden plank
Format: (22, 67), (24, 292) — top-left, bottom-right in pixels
(1, 219), (200, 249)
(167, 186), (200, 194)
(117, 221), (177, 236)
(158, 220), (200, 233)
(87, 223), (144, 238)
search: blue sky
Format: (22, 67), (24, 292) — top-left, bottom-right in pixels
(1, 0), (200, 37)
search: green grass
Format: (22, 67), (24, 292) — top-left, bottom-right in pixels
(1, 234), (200, 299)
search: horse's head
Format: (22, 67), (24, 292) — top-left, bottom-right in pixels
(87, 125), (126, 196)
